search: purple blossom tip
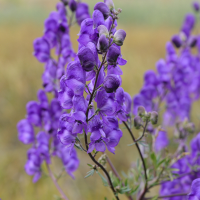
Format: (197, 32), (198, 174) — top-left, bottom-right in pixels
(193, 2), (200, 11)
(113, 29), (126, 46)
(69, 0), (77, 12)
(171, 34), (182, 48)
(104, 0), (114, 10)
(94, 2), (110, 20)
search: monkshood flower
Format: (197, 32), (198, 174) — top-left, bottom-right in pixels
(76, 3), (90, 25)
(154, 130), (169, 152)
(33, 1), (90, 93)
(188, 178), (200, 200)
(193, 2), (200, 12)
(58, 0), (128, 154)
(160, 133), (200, 199)
(18, 89), (79, 182)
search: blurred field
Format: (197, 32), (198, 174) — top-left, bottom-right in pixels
(0, 0), (199, 200)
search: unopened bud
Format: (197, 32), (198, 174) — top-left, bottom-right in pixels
(69, 0), (77, 12)
(150, 111), (158, 125)
(171, 34), (182, 48)
(118, 8), (122, 13)
(137, 106), (146, 117)
(185, 123), (195, 133)
(104, 0), (114, 11)
(134, 116), (142, 129)
(188, 36), (197, 48)
(98, 154), (107, 166)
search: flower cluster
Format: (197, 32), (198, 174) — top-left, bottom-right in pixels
(161, 132), (200, 199)
(133, 11), (200, 127)
(17, 1), (90, 182)
(57, 0), (131, 154)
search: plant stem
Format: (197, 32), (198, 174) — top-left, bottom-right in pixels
(46, 163), (69, 200)
(106, 155), (133, 200)
(83, 15), (120, 200)
(135, 120), (148, 143)
(123, 121), (148, 200)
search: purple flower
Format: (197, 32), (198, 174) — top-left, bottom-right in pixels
(98, 25), (109, 37)
(188, 178), (200, 200)
(113, 29), (126, 46)
(106, 46), (120, 65)
(94, 2), (110, 20)
(69, 0), (77, 12)
(17, 119), (35, 144)
(96, 88), (116, 116)
(76, 3), (90, 26)
(97, 34), (109, 52)
(171, 34), (182, 48)
(181, 14), (195, 38)
(25, 148), (42, 183)
(26, 101), (41, 126)
(78, 47), (96, 72)
(33, 38), (50, 63)
(60, 147), (79, 178)
(104, 74), (121, 93)
(104, 0), (114, 10)
(193, 2), (200, 11)
(154, 131), (169, 152)
(92, 10), (105, 28)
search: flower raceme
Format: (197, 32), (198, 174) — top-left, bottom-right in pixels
(17, 1), (90, 182)
(57, 0), (130, 155)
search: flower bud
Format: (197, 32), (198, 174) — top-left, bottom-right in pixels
(171, 34), (182, 48)
(113, 29), (126, 46)
(61, 0), (68, 6)
(98, 154), (107, 166)
(104, 0), (114, 11)
(106, 46), (120, 65)
(104, 74), (121, 93)
(78, 47), (96, 71)
(188, 36), (197, 47)
(97, 34), (109, 52)
(185, 122), (195, 134)
(98, 25), (109, 37)
(69, 0), (77, 12)
(137, 106), (146, 117)
(193, 2), (200, 11)
(150, 111), (158, 125)
(94, 2), (110, 20)
(134, 116), (142, 129)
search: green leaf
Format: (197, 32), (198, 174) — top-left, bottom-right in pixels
(138, 141), (149, 147)
(150, 196), (158, 200)
(87, 163), (93, 168)
(130, 185), (139, 195)
(150, 152), (157, 167)
(119, 186), (131, 194)
(157, 158), (166, 168)
(96, 171), (108, 186)
(85, 169), (95, 178)
(74, 143), (83, 151)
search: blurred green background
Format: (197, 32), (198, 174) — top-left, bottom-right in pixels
(0, 0), (198, 199)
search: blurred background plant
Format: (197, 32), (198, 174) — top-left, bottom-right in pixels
(0, 0), (199, 199)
